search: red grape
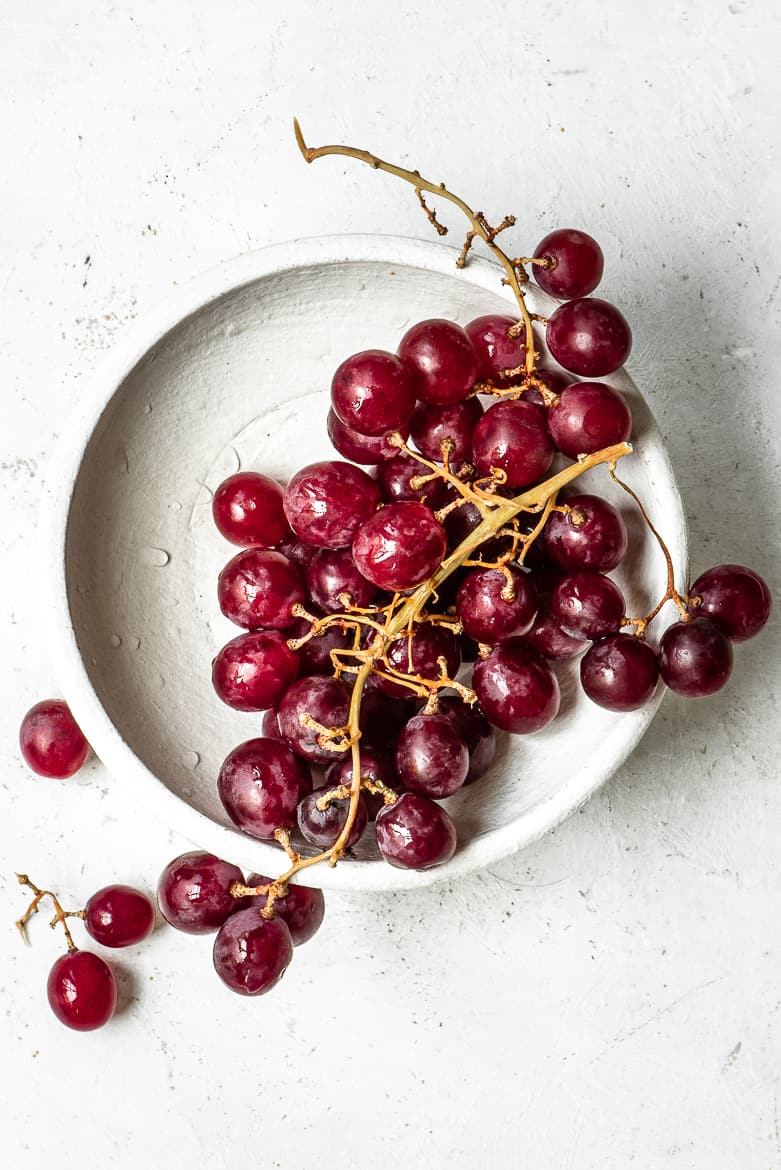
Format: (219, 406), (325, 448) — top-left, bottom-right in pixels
(218, 549), (304, 630)
(218, 737), (312, 839)
(688, 564), (772, 642)
(473, 639), (561, 733)
(437, 696), (497, 783)
(212, 630), (300, 712)
(376, 450), (449, 509)
(47, 951), (117, 1031)
(551, 572), (625, 640)
(375, 792), (457, 870)
(546, 298), (632, 377)
(297, 789), (369, 849)
(352, 501), (447, 591)
(373, 623), (461, 699)
(410, 397), (484, 463)
(213, 910), (293, 996)
(456, 566), (538, 644)
(398, 318), (479, 405)
(277, 676), (351, 763)
(522, 569), (585, 660)
(580, 634), (659, 711)
(327, 409), (406, 464)
(305, 547), (378, 613)
(283, 460), (381, 548)
(244, 874), (325, 946)
(157, 852), (245, 934)
(547, 381), (632, 458)
(19, 700), (90, 779)
(331, 349), (416, 435)
(465, 314), (525, 386)
(658, 617), (733, 698)
(212, 472), (288, 548)
(544, 494), (628, 573)
(533, 229), (604, 299)
(84, 885), (155, 948)
(471, 399), (554, 487)
(395, 713), (469, 798)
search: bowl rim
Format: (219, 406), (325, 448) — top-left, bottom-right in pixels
(46, 232), (687, 891)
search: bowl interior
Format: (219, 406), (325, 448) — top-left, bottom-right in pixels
(63, 242), (684, 889)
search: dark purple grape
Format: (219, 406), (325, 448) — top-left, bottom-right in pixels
(327, 408), (407, 464)
(375, 792), (457, 870)
(522, 570), (586, 659)
(277, 532), (318, 574)
(277, 676), (351, 764)
(688, 564), (772, 642)
(218, 549), (304, 630)
(548, 381), (632, 458)
(213, 910), (293, 995)
(472, 638), (560, 733)
(472, 399), (554, 488)
(551, 572), (625, 640)
(244, 874), (325, 946)
(373, 623), (462, 699)
(297, 789), (369, 849)
(376, 450), (449, 509)
(465, 314), (526, 387)
(437, 696), (497, 783)
(410, 397), (484, 464)
(325, 746), (400, 819)
(305, 547), (379, 613)
(218, 738), (313, 839)
(456, 566), (538, 644)
(157, 852), (245, 935)
(212, 630), (300, 712)
(533, 229), (604, 299)
(358, 685), (417, 750)
(395, 713), (469, 798)
(212, 472), (289, 548)
(287, 613), (353, 678)
(331, 349), (417, 436)
(283, 460), (381, 548)
(546, 298), (632, 377)
(580, 633), (660, 711)
(261, 707), (282, 738)
(658, 617), (733, 697)
(398, 319), (479, 405)
(47, 951), (117, 1031)
(544, 494), (628, 573)
(352, 501), (447, 591)
(84, 885), (156, 948)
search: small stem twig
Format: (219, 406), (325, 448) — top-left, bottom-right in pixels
(15, 874), (84, 954)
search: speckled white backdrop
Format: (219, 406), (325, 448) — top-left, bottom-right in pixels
(1, 2), (780, 1167)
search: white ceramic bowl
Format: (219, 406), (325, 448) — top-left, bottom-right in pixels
(49, 234), (687, 891)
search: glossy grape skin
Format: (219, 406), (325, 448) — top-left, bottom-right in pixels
(352, 501), (447, 591)
(437, 697), (497, 783)
(283, 460), (381, 548)
(688, 564), (772, 642)
(580, 634), (660, 711)
(375, 792), (457, 870)
(358, 688), (417, 751)
(218, 738), (312, 839)
(212, 630), (300, 712)
(325, 746), (400, 819)
(398, 318), (480, 405)
(473, 639), (561, 733)
(546, 297), (632, 377)
(84, 885), (156, 948)
(277, 532), (318, 574)
(47, 951), (117, 1031)
(410, 397), (484, 464)
(395, 713), (469, 798)
(331, 349), (417, 436)
(544, 494), (628, 573)
(551, 572), (626, 640)
(245, 874), (325, 946)
(465, 314), (525, 387)
(212, 472), (288, 548)
(218, 549), (304, 630)
(297, 789), (369, 849)
(277, 676), (351, 764)
(471, 399), (554, 488)
(456, 566), (538, 644)
(532, 228), (605, 300)
(213, 910), (293, 996)
(327, 409), (407, 465)
(261, 707), (282, 738)
(286, 613), (353, 677)
(548, 381), (632, 458)
(373, 623), (462, 700)
(157, 852), (245, 934)
(376, 450), (449, 509)
(658, 617), (734, 697)
(19, 700), (90, 779)
(305, 547), (378, 613)
(520, 569), (584, 659)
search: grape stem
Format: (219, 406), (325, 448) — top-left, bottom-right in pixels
(15, 874), (85, 954)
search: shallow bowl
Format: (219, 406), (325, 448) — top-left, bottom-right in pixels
(50, 234), (687, 890)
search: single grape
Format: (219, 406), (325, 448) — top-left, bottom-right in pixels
(358, 688), (417, 751)
(547, 381), (632, 458)
(376, 450), (449, 509)
(580, 633), (660, 711)
(410, 397), (484, 464)
(465, 314), (526, 386)
(297, 790), (369, 849)
(244, 874), (325, 946)
(532, 228), (605, 299)
(544, 494), (628, 573)
(688, 564), (772, 642)
(395, 713), (469, 798)
(218, 737), (312, 839)
(47, 950), (117, 1031)
(658, 617), (734, 697)
(212, 630), (300, 712)
(551, 572), (626, 640)
(456, 566), (538, 644)
(305, 547), (378, 613)
(437, 696), (497, 783)
(327, 408), (407, 464)
(398, 318), (480, 405)
(372, 622), (462, 700)
(19, 699), (90, 779)
(331, 349), (417, 435)
(375, 792), (457, 870)
(283, 460), (381, 548)
(546, 297), (632, 377)
(217, 549), (304, 630)
(471, 399), (554, 487)
(277, 676), (351, 764)
(212, 472), (288, 548)
(157, 852), (246, 934)
(84, 885), (156, 948)
(473, 639), (561, 733)
(522, 569), (585, 659)
(325, 746), (400, 819)
(352, 501), (447, 591)
(213, 910), (293, 996)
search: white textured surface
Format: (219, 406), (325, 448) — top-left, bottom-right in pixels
(1, 3), (779, 1167)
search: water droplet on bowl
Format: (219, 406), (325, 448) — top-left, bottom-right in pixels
(181, 786), (193, 799)
(128, 636), (141, 651)
(183, 750), (201, 770)
(139, 547), (170, 567)
(143, 402), (153, 415)
(110, 634), (122, 648)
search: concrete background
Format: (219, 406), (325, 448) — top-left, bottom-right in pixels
(1, 2), (779, 1166)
